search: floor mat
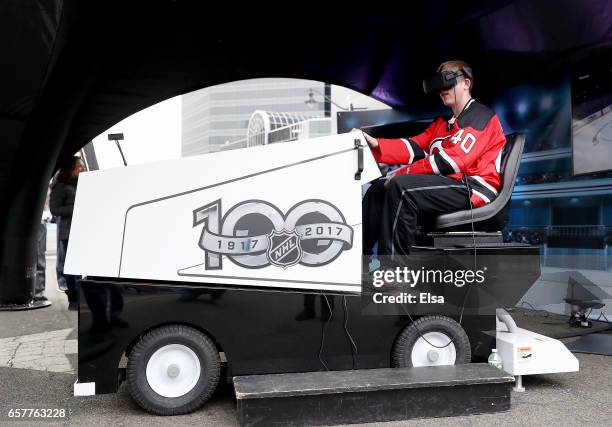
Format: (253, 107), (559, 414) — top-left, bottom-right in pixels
(505, 307), (612, 339)
(566, 333), (612, 356)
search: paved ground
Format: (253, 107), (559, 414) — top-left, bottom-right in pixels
(0, 253), (610, 425)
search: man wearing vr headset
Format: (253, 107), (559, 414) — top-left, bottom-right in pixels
(358, 60), (506, 258)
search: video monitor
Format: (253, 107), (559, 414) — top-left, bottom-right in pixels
(572, 53), (612, 175)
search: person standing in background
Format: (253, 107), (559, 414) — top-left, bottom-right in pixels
(50, 156), (84, 310)
(34, 220), (49, 303)
(49, 172), (67, 292)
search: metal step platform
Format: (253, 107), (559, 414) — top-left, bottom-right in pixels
(234, 363), (514, 426)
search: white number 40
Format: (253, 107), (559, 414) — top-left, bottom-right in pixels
(450, 129), (476, 153)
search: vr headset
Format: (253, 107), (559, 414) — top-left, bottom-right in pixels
(422, 67), (473, 95)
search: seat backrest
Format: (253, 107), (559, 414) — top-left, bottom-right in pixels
(434, 133), (525, 230)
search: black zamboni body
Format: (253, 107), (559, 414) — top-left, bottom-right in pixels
(77, 242), (540, 395)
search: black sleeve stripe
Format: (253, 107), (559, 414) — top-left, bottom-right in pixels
(408, 139), (427, 161)
(466, 176), (497, 201)
(433, 153), (456, 175)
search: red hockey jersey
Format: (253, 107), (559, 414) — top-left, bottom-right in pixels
(371, 100), (506, 207)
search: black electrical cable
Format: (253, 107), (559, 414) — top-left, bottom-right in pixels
(318, 292), (333, 371)
(459, 173), (477, 326)
(519, 301), (550, 317)
(343, 295), (358, 369)
(393, 163), (477, 350)
(318, 293), (358, 370)
(454, 87), (477, 327)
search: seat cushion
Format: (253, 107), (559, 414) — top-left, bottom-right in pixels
(433, 133), (524, 231)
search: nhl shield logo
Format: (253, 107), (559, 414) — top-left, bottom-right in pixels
(267, 229), (303, 268)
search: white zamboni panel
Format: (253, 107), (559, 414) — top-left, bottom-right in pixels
(65, 133), (381, 292)
(496, 328), (579, 376)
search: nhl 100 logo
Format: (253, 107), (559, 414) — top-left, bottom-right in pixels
(193, 199), (354, 269)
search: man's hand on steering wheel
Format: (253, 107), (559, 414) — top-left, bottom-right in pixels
(351, 128), (379, 148)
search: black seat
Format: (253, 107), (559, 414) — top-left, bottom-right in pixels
(433, 133), (525, 231)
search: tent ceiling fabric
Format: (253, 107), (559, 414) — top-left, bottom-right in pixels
(0, 0), (611, 303)
(3, 1), (612, 162)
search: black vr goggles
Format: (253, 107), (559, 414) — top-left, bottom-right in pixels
(422, 67), (473, 95)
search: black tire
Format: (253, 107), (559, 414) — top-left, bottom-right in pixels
(127, 325), (221, 415)
(392, 315), (471, 368)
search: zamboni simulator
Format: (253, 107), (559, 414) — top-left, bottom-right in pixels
(65, 131), (577, 416)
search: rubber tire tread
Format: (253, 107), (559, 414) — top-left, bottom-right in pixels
(127, 324), (221, 415)
(392, 315), (471, 368)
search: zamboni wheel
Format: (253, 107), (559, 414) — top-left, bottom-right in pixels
(392, 315), (471, 368)
(126, 325), (221, 415)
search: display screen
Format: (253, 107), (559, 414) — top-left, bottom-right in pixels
(572, 54), (612, 175)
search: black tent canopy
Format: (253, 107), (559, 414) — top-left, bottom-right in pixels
(1, 0), (611, 305)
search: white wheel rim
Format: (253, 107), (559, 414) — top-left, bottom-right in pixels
(410, 332), (456, 367)
(146, 344), (201, 398)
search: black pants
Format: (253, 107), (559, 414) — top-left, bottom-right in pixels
(363, 174), (471, 257)
(35, 223), (47, 298)
(61, 239), (79, 303)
